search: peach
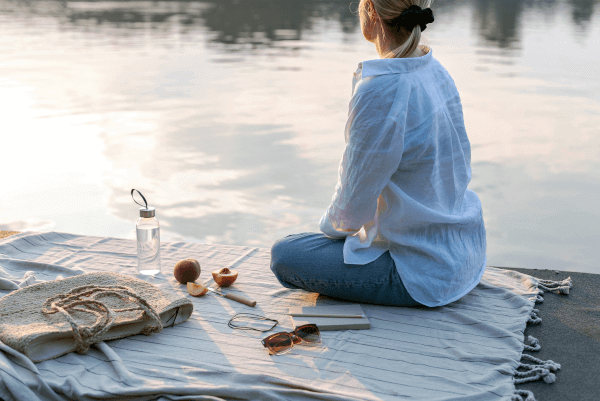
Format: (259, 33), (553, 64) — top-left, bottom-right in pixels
(173, 259), (201, 284)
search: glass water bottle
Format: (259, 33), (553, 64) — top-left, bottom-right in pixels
(136, 207), (161, 275)
(132, 189), (162, 276)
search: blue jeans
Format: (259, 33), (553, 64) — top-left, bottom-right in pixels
(270, 233), (422, 307)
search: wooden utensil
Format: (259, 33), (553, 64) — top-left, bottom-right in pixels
(206, 287), (256, 307)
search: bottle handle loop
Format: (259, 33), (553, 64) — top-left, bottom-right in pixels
(131, 189), (149, 209)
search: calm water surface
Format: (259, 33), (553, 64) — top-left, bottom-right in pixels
(1, 0), (599, 273)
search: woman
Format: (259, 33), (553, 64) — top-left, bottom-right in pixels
(270, 0), (487, 308)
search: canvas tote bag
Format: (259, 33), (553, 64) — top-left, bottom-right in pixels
(0, 272), (193, 362)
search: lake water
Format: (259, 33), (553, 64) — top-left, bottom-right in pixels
(1, 0), (599, 273)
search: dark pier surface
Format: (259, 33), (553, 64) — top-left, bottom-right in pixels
(503, 266), (600, 401)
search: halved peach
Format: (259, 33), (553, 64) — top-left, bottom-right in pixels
(212, 267), (238, 287)
(187, 282), (208, 297)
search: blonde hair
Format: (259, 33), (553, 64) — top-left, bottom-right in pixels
(359, 0), (434, 58)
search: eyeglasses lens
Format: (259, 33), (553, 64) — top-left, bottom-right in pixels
(265, 333), (293, 354)
(296, 325), (321, 343)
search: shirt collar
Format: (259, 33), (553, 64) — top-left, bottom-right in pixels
(358, 47), (433, 78)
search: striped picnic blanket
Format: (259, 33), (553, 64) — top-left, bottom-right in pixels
(0, 232), (568, 401)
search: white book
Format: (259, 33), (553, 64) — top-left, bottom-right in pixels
(289, 304), (370, 331)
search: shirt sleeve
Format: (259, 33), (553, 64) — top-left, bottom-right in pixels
(320, 78), (406, 238)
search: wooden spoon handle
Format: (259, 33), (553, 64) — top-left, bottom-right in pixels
(224, 293), (256, 307)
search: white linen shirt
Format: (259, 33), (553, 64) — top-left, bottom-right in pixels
(319, 48), (487, 307)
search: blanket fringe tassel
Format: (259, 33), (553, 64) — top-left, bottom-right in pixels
(512, 390), (535, 401)
(527, 309), (542, 325)
(512, 277), (572, 401)
(537, 277), (573, 295)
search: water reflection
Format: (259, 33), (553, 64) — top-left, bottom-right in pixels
(569, 0), (599, 27)
(5, 0), (596, 49)
(101, 118), (331, 246)
(470, 0), (597, 48)
(472, 0), (523, 48)
(202, 0), (310, 47)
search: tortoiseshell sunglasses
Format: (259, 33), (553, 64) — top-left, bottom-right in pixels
(261, 324), (322, 355)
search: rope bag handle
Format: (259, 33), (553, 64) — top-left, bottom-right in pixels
(43, 284), (163, 354)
